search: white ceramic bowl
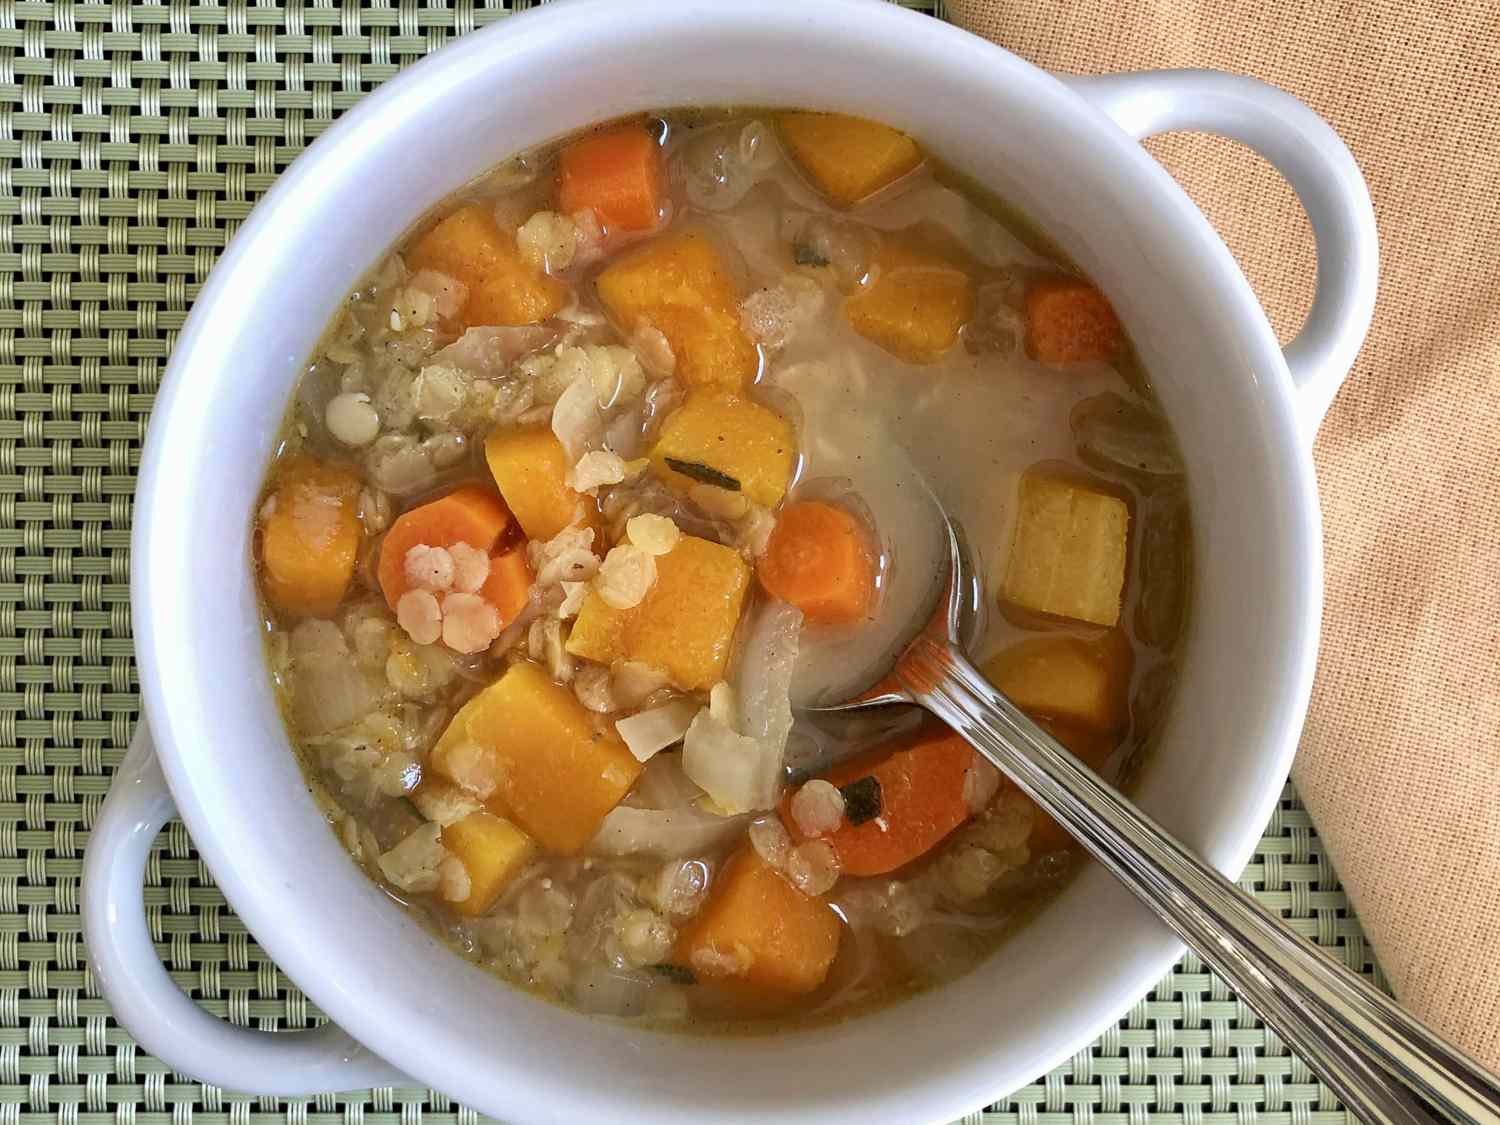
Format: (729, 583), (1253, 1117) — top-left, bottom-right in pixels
(81, 1), (1376, 1120)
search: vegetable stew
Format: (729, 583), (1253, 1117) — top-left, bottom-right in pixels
(254, 109), (1192, 1029)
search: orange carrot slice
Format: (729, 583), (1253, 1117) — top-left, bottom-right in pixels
(1023, 276), (1122, 366)
(377, 486), (521, 616)
(784, 727), (977, 876)
(557, 124), (663, 233)
(479, 546), (533, 629)
(756, 501), (876, 624)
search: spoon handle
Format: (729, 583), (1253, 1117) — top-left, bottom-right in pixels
(900, 636), (1500, 1125)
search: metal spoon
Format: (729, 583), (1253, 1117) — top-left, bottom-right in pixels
(805, 512), (1500, 1125)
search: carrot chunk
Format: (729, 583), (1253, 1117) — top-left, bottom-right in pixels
(784, 727), (977, 876)
(406, 203), (567, 327)
(479, 546), (532, 628)
(757, 501), (876, 624)
(673, 847), (843, 996)
(376, 486), (525, 623)
(557, 124), (663, 234)
(258, 456), (362, 617)
(1023, 276), (1122, 365)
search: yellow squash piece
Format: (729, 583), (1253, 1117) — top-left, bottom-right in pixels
(407, 203), (567, 327)
(982, 632), (1131, 732)
(595, 231), (759, 389)
(567, 535), (750, 692)
(673, 847), (843, 996)
(845, 237), (975, 363)
(430, 662), (641, 854)
(484, 425), (594, 541)
(441, 811), (537, 917)
(257, 456), (361, 617)
(777, 112), (923, 208)
(649, 390), (797, 509)
(1001, 471), (1129, 627)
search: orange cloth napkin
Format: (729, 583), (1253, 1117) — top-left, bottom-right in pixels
(948, 0), (1500, 1071)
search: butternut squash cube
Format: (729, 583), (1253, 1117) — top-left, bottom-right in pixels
(407, 203), (567, 328)
(430, 661), (641, 854)
(484, 425), (593, 541)
(673, 847), (843, 995)
(1024, 275), (1122, 366)
(845, 237), (974, 363)
(595, 231), (758, 389)
(566, 535), (750, 692)
(440, 811), (536, 917)
(649, 390), (796, 509)
(777, 112), (923, 208)
(258, 456), (361, 617)
(981, 631), (1132, 732)
(1001, 472), (1129, 627)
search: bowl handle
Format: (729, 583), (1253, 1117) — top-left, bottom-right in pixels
(1064, 69), (1378, 441)
(82, 723), (409, 1093)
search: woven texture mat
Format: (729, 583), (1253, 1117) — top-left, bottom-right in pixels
(0, 0), (1380, 1119)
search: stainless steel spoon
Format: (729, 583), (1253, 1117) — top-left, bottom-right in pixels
(806, 514), (1500, 1125)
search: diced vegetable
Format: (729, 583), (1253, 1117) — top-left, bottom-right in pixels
(776, 112), (922, 207)
(1023, 275), (1122, 366)
(376, 485), (519, 612)
(1019, 718), (1118, 853)
(440, 811), (537, 916)
(484, 425), (595, 542)
(258, 456), (362, 617)
(672, 847), (843, 995)
(845, 236), (974, 363)
(430, 661), (642, 854)
(682, 699), (779, 815)
(406, 203), (567, 327)
(480, 547), (533, 630)
(649, 390), (796, 509)
(567, 535), (750, 692)
(981, 630), (1131, 732)
(615, 699), (699, 763)
(784, 727), (976, 876)
(756, 500), (876, 623)
(557, 124), (663, 233)
(1001, 470), (1129, 627)
(595, 231), (759, 389)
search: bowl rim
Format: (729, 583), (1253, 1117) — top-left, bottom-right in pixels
(131, 0), (1321, 1120)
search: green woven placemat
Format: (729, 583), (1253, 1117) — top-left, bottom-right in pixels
(0, 0), (1382, 1119)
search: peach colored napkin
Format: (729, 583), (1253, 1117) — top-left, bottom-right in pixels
(948, 0), (1500, 1070)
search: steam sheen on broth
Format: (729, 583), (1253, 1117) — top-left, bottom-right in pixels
(252, 109), (1191, 1030)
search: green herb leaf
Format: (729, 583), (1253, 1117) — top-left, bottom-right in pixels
(839, 776), (882, 826)
(793, 243), (830, 268)
(664, 457), (742, 491)
(649, 963), (697, 985)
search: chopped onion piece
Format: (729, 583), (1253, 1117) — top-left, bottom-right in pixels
(588, 804), (749, 858)
(616, 700), (699, 762)
(681, 705), (781, 814)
